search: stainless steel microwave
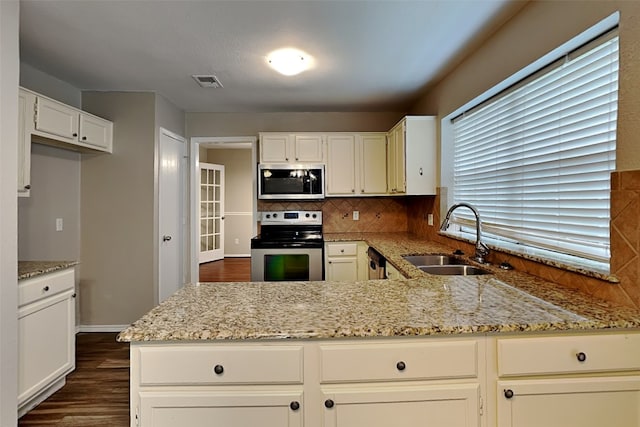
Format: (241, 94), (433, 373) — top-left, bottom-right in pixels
(258, 164), (325, 200)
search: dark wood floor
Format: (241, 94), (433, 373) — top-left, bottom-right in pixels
(199, 257), (251, 282)
(18, 333), (130, 427)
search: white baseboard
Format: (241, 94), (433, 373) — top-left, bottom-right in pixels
(78, 324), (130, 333)
(224, 254), (250, 258)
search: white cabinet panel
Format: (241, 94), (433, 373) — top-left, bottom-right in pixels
(326, 134), (356, 195)
(140, 391), (303, 427)
(35, 96), (79, 141)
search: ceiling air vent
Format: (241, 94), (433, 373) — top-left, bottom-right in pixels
(192, 75), (223, 88)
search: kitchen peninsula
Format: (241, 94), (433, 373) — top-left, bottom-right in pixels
(118, 233), (640, 427)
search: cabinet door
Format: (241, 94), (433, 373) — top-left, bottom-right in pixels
(79, 113), (113, 152)
(35, 96), (79, 141)
(497, 377), (640, 427)
(18, 290), (75, 406)
(360, 134), (387, 194)
(386, 126), (399, 194)
(322, 383), (480, 427)
(326, 257), (358, 282)
(392, 123), (406, 193)
(17, 90), (33, 195)
(326, 134), (357, 195)
(260, 134), (292, 163)
(293, 134), (324, 162)
(139, 391), (303, 427)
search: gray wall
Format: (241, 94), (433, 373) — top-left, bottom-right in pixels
(18, 144), (81, 261)
(187, 112), (403, 137)
(20, 62), (81, 108)
(0, 2), (19, 423)
(79, 92), (157, 326)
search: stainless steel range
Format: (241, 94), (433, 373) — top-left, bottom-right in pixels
(250, 211), (323, 282)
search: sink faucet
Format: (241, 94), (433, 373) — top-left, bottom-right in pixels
(440, 203), (490, 264)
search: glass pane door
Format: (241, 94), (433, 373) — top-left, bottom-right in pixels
(199, 163), (224, 263)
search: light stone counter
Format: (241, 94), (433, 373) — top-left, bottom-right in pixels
(118, 233), (640, 342)
(18, 260), (78, 280)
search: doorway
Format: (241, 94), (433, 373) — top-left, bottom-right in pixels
(189, 136), (257, 283)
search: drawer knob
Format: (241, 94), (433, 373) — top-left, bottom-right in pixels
(576, 352), (587, 362)
(324, 399), (335, 409)
(289, 401), (300, 411)
(504, 389), (514, 399)
(396, 361), (406, 371)
(24, 185), (31, 190)
(43, 286), (50, 292)
(73, 132), (78, 137)
(213, 364), (224, 375)
(72, 293), (77, 298)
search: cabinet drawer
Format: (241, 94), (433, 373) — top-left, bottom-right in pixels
(497, 333), (640, 377)
(139, 345), (304, 385)
(326, 243), (357, 257)
(320, 340), (478, 383)
(19, 269), (74, 307)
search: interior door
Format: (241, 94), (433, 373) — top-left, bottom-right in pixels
(158, 129), (185, 303)
(199, 163), (225, 263)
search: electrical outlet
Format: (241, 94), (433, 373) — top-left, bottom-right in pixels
(427, 214), (434, 226)
(353, 211), (359, 221)
(55, 218), (63, 232)
(234, 238), (239, 244)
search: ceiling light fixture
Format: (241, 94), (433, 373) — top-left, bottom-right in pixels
(266, 48), (314, 76)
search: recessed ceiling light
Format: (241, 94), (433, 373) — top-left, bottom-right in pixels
(266, 48), (314, 76)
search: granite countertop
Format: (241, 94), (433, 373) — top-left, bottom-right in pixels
(18, 260), (78, 280)
(118, 233), (640, 343)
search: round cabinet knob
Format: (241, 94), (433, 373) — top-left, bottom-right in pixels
(396, 361), (406, 371)
(24, 185), (31, 190)
(504, 389), (514, 399)
(290, 401), (300, 411)
(213, 364), (224, 375)
(576, 352), (587, 362)
(82, 136), (87, 141)
(273, 213), (278, 218)
(72, 293), (77, 298)
(72, 133), (78, 137)
(305, 213), (310, 218)
(312, 214), (317, 218)
(340, 249), (345, 253)
(43, 286), (50, 292)
(324, 399), (335, 409)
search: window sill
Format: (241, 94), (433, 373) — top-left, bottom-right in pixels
(438, 231), (618, 284)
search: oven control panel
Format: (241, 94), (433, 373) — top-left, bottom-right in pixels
(260, 210), (322, 225)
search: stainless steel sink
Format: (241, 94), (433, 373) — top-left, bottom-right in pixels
(402, 254), (465, 267)
(419, 265), (490, 276)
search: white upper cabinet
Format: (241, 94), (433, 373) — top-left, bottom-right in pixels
(326, 133), (387, 197)
(387, 116), (436, 196)
(259, 133), (324, 164)
(21, 87), (113, 154)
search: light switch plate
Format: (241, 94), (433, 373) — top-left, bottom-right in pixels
(353, 211), (359, 221)
(56, 218), (63, 231)
(427, 213), (434, 226)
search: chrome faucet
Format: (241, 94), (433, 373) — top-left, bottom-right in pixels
(440, 203), (490, 264)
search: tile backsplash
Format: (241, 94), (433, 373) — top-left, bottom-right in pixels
(257, 197), (408, 233)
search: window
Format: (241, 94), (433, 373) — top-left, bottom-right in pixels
(447, 29), (618, 268)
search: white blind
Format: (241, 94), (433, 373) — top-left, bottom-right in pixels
(451, 33), (618, 263)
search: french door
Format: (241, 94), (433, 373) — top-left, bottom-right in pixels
(199, 163), (224, 263)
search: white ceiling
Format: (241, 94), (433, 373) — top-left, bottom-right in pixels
(19, 0), (521, 113)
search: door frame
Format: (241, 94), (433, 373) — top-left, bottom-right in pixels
(189, 136), (257, 283)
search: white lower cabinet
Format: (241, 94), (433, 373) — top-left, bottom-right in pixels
(324, 241), (369, 281)
(18, 268), (76, 417)
(493, 332), (640, 427)
(130, 332), (640, 427)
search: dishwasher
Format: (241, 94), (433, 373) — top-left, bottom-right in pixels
(367, 247), (386, 279)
